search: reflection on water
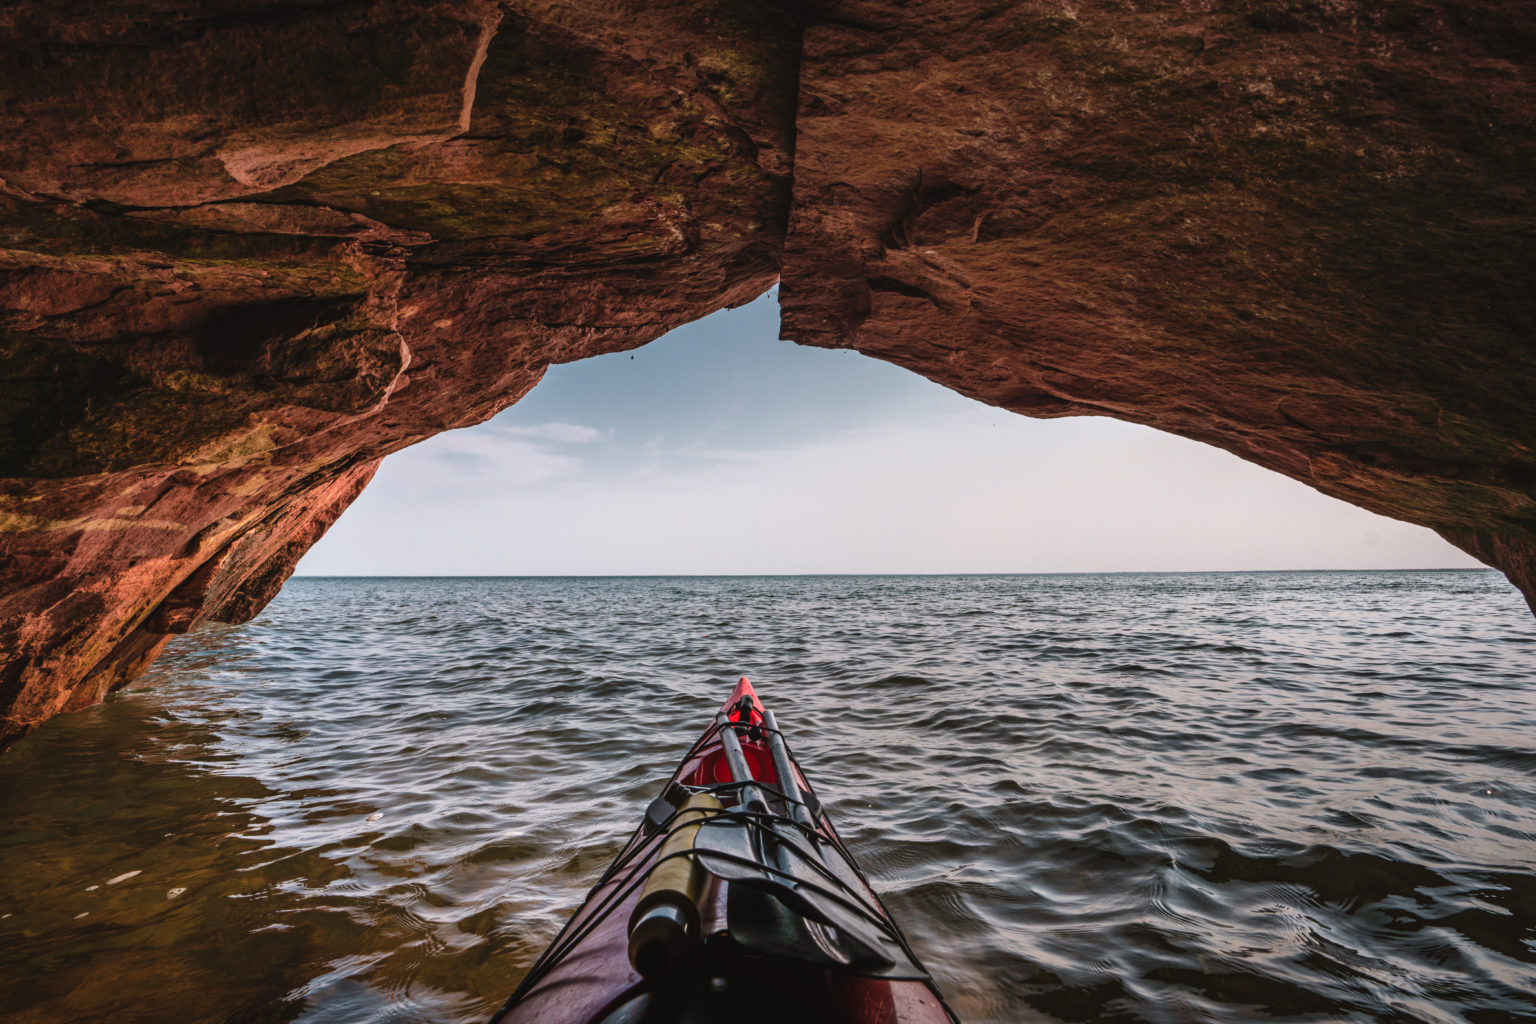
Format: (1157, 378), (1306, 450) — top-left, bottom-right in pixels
(1, 572), (1534, 1023)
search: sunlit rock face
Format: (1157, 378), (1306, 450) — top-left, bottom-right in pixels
(0, 0), (799, 745)
(1, 0), (1532, 747)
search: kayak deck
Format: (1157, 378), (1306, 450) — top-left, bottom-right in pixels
(492, 678), (956, 1024)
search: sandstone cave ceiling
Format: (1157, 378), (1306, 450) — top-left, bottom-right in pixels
(0, 0), (1532, 747)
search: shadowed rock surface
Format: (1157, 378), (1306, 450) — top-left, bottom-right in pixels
(2, 0), (1533, 747)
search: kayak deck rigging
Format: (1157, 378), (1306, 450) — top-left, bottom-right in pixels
(493, 678), (957, 1024)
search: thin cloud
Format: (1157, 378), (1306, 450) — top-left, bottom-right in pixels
(397, 432), (583, 490)
(497, 422), (603, 443)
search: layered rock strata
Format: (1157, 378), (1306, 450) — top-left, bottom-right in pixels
(780, 0), (1536, 601)
(2, 0), (1533, 747)
(0, 0), (800, 745)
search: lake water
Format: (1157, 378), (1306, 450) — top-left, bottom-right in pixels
(2, 572), (1534, 1023)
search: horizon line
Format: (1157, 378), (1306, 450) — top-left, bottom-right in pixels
(291, 567), (1492, 579)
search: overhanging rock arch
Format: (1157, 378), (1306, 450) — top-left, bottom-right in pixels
(1, 0), (1532, 747)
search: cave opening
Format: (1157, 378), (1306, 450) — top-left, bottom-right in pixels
(296, 292), (1479, 579)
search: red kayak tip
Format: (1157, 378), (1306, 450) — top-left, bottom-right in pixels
(723, 676), (764, 722)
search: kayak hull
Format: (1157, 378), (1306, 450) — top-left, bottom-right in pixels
(493, 679), (955, 1024)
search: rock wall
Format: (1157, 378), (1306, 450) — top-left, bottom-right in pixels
(2, 0), (1533, 747)
(780, 0), (1536, 593)
(0, 0), (801, 745)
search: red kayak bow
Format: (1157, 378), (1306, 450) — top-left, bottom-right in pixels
(492, 678), (957, 1024)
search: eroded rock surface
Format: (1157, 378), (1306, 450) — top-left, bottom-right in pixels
(2, 0), (1533, 746)
(0, 0), (800, 744)
(780, 0), (1536, 596)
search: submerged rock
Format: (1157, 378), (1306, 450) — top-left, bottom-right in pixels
(1, 0), (1533, 746)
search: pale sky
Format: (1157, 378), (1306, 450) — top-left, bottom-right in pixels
(296, 291), (1482, 576)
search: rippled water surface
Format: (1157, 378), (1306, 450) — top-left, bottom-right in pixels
(3, 572), (1535, 1024)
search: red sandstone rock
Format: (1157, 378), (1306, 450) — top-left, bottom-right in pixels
(1, 0), (1533, 747)
(780, 0), (1536, 601)
(0, 0), (797, 745)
